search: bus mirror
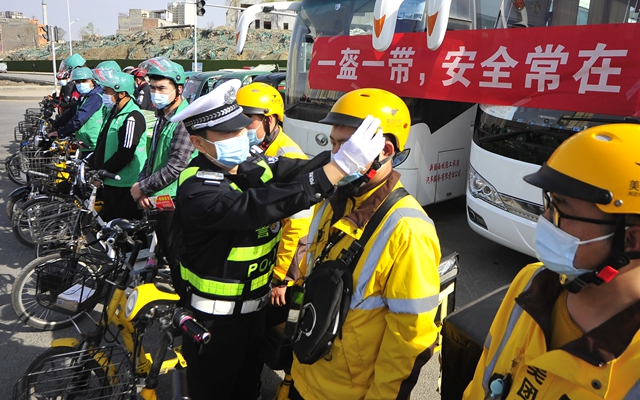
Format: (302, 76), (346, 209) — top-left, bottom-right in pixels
(392, 149), (410, 167)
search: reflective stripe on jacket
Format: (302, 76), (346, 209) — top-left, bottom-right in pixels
(463, 263), (640, 400)
(264, 129), (311, 284)
(177, 159), (280, 301)
(291, 176), (442, 400)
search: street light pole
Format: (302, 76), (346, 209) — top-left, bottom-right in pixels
(66, 0), (72, 54)
(194, 5), (198, 72)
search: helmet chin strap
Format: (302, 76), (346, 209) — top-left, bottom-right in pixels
(563, 216), (640, 293)
(259, 116), (275, 151)
(339, 155), (393, 198)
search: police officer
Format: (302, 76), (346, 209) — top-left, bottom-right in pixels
(237, 82), (310, 306)
(131, 57), (196, 287)
(288, 89), (443, 400)
(49, 67), (104, 154)
(171, 79), (385, 400)
(90, 68), (148, 221)
(464, 124), (640, 399)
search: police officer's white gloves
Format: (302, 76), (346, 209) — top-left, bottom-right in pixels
(333, 115), (385, 175)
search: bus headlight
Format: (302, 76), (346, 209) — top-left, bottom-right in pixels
(468, 166), (505, 209)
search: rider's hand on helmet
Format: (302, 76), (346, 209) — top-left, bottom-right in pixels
(333, 115), (385, 175)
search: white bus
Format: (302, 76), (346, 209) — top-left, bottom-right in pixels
(275, 0), (490, 205)
(466, 0), (640, 257)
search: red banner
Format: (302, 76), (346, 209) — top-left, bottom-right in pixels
(308, 24), (640, 117)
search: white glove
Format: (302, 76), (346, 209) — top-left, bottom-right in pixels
(333, 115), (385, 175)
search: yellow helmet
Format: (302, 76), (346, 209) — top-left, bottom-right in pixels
(319, 88), (411, 152)
(236, 82), (284, 122)
(524, 123), (640, 215)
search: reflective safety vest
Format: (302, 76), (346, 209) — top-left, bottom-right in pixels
(463, 263), (640, 400)
(177, 159), (281, 301)
(102, 99), (148, 187)
(75, 95), (104, 152)
(264, 130), (307, 160)
(147, 101), (196, 198)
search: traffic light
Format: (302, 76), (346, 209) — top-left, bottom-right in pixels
(196, 0), (206, 16)
(40, 25), (50, 41)
(54, 26), (59, 42)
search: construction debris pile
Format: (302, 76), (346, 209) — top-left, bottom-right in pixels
(0, 26), (291, 61)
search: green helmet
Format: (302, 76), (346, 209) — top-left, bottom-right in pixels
(93, 68), (135, 97)
(95, 60), (121, 71)
(70, 67), (93, 81)
(61, 53), (86, 71)
(138, 57), (185, 85)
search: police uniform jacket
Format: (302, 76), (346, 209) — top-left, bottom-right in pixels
(263, 129), (311, 285)
(464, 263), (640, 399)
(176, 151), (333, 306)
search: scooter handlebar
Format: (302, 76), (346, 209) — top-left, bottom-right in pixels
(173, 309), (211, 345)
(97, 170), (120, 181)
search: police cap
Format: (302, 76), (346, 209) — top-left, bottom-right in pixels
(172, 79), (251, 133)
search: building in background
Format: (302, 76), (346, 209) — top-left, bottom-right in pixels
(0, 11), (46, 51)
(167, 1), (196, 26)
(117, 8), (177, 35)
(225, 0), (296, 30)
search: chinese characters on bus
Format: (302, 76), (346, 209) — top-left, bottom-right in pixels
(308, 24), (640, 117)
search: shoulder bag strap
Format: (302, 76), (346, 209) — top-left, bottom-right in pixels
(339, 187), (409, 270)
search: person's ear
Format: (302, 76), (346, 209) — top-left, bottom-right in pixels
(380, 138), (395, 159)
(625, 225), (640, 253)
(189, 135), (206, 152)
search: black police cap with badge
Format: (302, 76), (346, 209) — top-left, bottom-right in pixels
(171, 79), (252, 134)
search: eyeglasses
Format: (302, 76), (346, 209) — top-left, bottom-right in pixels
(542, 191), (617, 228)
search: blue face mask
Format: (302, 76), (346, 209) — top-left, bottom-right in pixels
(59, 79), (68, 87)
(150, 90), (175, 110)
(201, 132), (250, 169)
(76, 82), (92, 95)
(247, 128), (261, 146)
(102, 93), (116, 109)
(331, 152), (364, 186)
(534, 216), (614, 278)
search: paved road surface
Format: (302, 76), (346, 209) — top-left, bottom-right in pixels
(0, 96), (535, 399)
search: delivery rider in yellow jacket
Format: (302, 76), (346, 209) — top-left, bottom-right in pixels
(170, 79), (386, 400)
(237, 82), (311, 306)
(464, 124), (640, 399)
(289, 88), (442, 400)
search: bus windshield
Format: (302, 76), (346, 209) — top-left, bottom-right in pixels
(474, 105), (631, 166)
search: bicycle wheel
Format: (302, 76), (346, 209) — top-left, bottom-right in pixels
(6, 192), (27, 220)
(16, 346), (113, 400)
(12, 253), (101, 330)
(5, 152), (26, 185)
(12, 196), (67, 248)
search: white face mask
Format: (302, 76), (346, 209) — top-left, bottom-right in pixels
(534, 216), (615, 278)
(102, 93), (116, 109)
(200, 132), (250, 169)
(150, 89), (175, 109)
(247, 128), (261, 146)
(76, 82), (92, 95)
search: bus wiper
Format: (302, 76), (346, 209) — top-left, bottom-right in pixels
(477, 126), (567, 143)
(555, 116), (637, 124)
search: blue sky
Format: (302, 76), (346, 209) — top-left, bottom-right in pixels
(14, 0), (229, 40)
